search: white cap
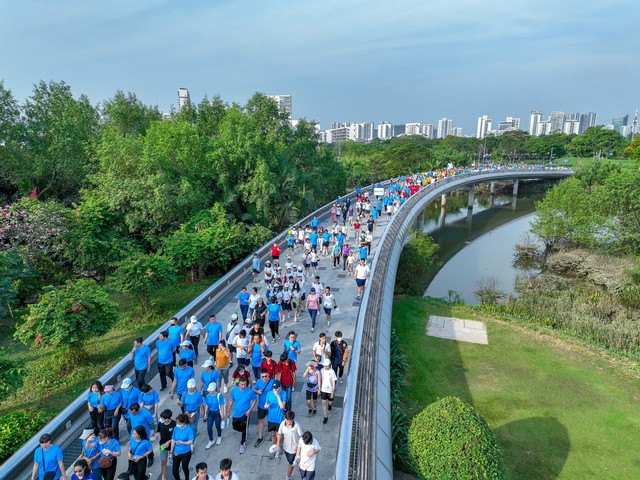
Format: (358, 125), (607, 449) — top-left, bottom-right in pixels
(207, 382), (217, 392)
(180, 340), (191, 347)
(323, 358), (331, 367)
(231, 313), (238, 321)
(190, 315), (198, 323)
(187, 379), (197, 388)
(121, 378), (132, 389)
(202, 360), (213, 368)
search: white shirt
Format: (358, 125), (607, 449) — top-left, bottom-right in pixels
(322, 293), (335, 309)
(249, 293), (261, 309)
(355, 264), (370, 279)
(187, 321), (203, 336)
(320, 367), (337, 394)
(233, 335), (249, 358)
(214, 473), (239, 480)
(192, 474), (215, 480)
(312, 341), (331, 363)
(297, 438), (321, 471)
(278, 420), (304, 454)
(311, 282), (323, 295)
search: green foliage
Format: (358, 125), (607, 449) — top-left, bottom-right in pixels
(390, 329), (415, 474)
(0, 409), (49, 462)
(15, 279), (117, 349)
(0, 353), (25, 401)
(395, 232), (439, 295)
(408, 396), (506, 480)
(111, 252), (177, 312)
(0, 250), (36, 317)
(101, 90), (162, 136)
(568, 126), (627, 159)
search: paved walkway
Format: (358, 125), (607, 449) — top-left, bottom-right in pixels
(112, 213), (389, 480)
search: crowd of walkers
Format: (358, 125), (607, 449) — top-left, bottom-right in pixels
(31, 172), (458, 480)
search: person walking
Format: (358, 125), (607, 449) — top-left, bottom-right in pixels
(214, 458), (239, 480)
(70, 459), (95, 480)
(295, 431), (321, 480)
(354, 258), (370, 300)
(156, 330), (175, 392)
(306, 288), (319, 333)
(96, 429), (121, 480)
(200, 359), (221, 394)
(178, 379), (204, 438)
(320, 359), (337, 424)
(120, 377), (141, 436)
(321, 287), (338, 327)
(157, 409), (176, 480)
(127, 403), (155, 469)
(302, 361), (320, 417)
(236, 287), (251, 321)
(99, 385), (122, 440)
(170, 413), (194, 480)
(329, 332), (349, 384)
(226, 376), (258, 454)
(140, 384), (160, 441)
(215, 340), (232, 393)
(276, 411), (304, 480)
(312, 333), (330, 365)
(130, 338), (151, 389)
(31, 433), (66, 480)
(276, 353), (297, 412)
(186, 316), (204, 359)
(127, 426), (153, 480)
(267, 295), (282, 342)
(253, 369), (275, 447)
(264, 380), (286, 448)
(204, 382), (226, 449)
(203, 314), (223, 361)
(170, 359), (195, 402)
(80, 431), (102, 480)
(87, 381), (104, 435)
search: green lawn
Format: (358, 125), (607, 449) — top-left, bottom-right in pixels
(0, 278), (213, 416)
(393, 296), (640, 480)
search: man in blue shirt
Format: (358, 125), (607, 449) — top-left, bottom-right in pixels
(251, 253), (261, 283)
(310, 216), (320, 229)
(130, 337), (151, 388)
(120, 377), (141, 435)
(283, 331), (302, 363)
(32, 433), (65, 480)
(204, 314), (223, 360)
(167, 316), (184, 365)
(170, 359), (195, 401)
(128, 403), (155, 469)
(226, 377), (257, 454)
(156, 330), (174, 391)
(264, 380), (287, 448)
(253, 369), (275, 447)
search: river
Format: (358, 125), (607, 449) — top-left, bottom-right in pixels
(422, 187), (547, 305)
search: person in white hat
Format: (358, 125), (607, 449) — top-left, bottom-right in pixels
(200, 359), (221, 395)
(120, 377), (141, 436)
(320, 358), (337, 424)
(186, 315), (204, 359)
(178, 378), (204, 439)
(203, 382), (226, 449)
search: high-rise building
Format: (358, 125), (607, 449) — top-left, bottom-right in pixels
(325, 127), (349, 143)
(437, 118), (453, 139)
(453, 127), (463, 137)
(378, 121), (394, 140)
(178, 88), (190, 110)
(563, 120), (580, 135)
(578, 112), (597, 135)
(268, 95), (292, 119)
(422, 123), (435, 139)
(349, 122), (374, 142)
(611, 114), (629, 133)
(529, 111), (542, 135)
(537, 121), (551, 136)
(405, 123), (422, 136)
(548, 112), (565, 133)
(476, 115), (492, 139)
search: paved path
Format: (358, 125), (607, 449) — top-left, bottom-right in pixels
(112, 213), (389, 480)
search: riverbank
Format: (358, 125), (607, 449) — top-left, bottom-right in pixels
(392, 296), (640, 479)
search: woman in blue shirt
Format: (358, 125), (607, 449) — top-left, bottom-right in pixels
(86, 381), (104, 435)
(31, 433), (66, 480)
(171, 413), (194, 480)
(203, 382), (226, 449)
(236, 286), (251, 321)
(70, 459), (96, 480)
(97, 428), (121, 480)
(81, 432), (102, 480)
(179, 378), (204, 438)
(139, 384), (159, 441)
(249, 333), (266, 381)
(179, 340), (197, 367)
(127, 426), (153, 480)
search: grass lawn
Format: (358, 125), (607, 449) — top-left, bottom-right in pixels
(0, 278), (213, 417)
(393, 296), (640, 480)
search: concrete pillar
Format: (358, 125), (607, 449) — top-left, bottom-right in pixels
(438, 204), (446, 228)
(468, 186), (475, 208)
(490, 181), (496, 194)
(441, 193), (447, 206)
(467, 205), (473, 229)
(512, 179), (519, 197)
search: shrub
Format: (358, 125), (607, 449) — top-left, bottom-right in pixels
(390, 329), (414, 473)
(0, 353), (25, 401)
(408, 396), (505, 480)
(0, 409), (49, 462)
(395, 231), (439, 295)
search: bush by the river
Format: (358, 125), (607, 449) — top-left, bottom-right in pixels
(408, 396), (505, 480)
(395, 231), (439, 296)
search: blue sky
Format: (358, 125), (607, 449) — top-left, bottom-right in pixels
(1, 0), (639, 133)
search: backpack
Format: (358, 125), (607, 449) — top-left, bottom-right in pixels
(331, 340), (344, 364)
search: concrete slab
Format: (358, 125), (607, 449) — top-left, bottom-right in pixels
(426, 315), (488, 345)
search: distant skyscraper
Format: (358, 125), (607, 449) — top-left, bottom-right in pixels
(548, 112), (565, 133)
(325, 126), (349, 143)
(611, 114), (629, 133)
(268, 95), (292, 119)
(578, 112), (597, 135)
(405, 123), (421, 136)
(437, 118), (453, 139)
(529, 111), (542, 135)
(476, 115), (492, 139)
(348, 122), (374, 142)
(378, 121), (394, 140)
(563, 120), (580, 135)
(178, 88), (190, 110)
(423, 123), (435, 139)
(453, 127), (463, 137)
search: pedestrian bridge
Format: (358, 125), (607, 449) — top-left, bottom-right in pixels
(0, 167), (571, 480)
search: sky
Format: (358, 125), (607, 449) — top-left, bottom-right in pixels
(1, 0), (639, 133)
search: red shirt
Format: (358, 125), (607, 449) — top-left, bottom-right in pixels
(276, 360), (297, 387)
(261, 359), (277, 379)
(271, 245), (281, 257)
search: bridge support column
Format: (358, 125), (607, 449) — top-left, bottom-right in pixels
(468, 186), (475, 208)
(438, 204), (446, 228)
(490, 181), (496, 194)
(512, 179), (519, 210)
(441, 193), (447, 206)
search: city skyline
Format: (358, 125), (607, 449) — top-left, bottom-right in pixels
(1, 1), (639, 133)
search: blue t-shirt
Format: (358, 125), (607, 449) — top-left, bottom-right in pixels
(87, 390), (100, 408)
(157, 338), (174, 364)
(129, 438), (153, 460)
(168, 324), (184, 349)
(238, 292), (251, 306)
(34, 445), (63, 480)
(205, 392), (226, 412)
(252, 257), (260, 270)
(130, 408), (154, 437)
(181, 390), (204, 413)
(267, 303), (281, 322)
(265, 390), (287, 424)
(121, 387), (141, 418)
(205, 321), (223, 346)
(98, 438), (120, 459)
(255, 378), (274, 409)
(141, 390), (159, 410)
(251, 343), (263, 368)
(359, 246), (367, 260)
(309, 232), (318, 246)
(311, 218), (320, 228)
(200, 369), (220, 388)
(99, 391), (122, 411)
(171, 425), (194, 455)
(322, 232), (331, 244)
(284, 340), (301, 361)
(174, 366), (195, 395)
(133, 344), (151, 370)
(336, 233), (346, 247)
(230, 387), (257, 417)
(179, 348), (196, 363)
(83, 439), (100, 469)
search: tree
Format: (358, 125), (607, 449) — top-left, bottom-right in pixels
(111, 252), (177, 312)
(0, 250), (36, 318)
(0, 81), (21, 201)
(408, 396), (505, 480)
(568, 126), (626, 159)
(14, 279), (117, 359)
(101, 90), (161, 136)
(0, 353), (25, 401)
(395, 231), (439, 295)
(20, 80), (99, 201)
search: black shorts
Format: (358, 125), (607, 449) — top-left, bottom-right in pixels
(356, 278), (366, 287)
(321, 391), (333, 400)
(323, 307), (332, 316)
(257, 407), (268, 420)
(268, 421), (280, 432)
(322, 241), (329, 247)
(305, 390), (318, 400)
(311, 262), (318, 267)
(285, 451), (296, 465)
(282, 301), (291, 311)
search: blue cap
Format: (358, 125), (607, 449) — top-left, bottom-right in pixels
(272, 380), (281, 389)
